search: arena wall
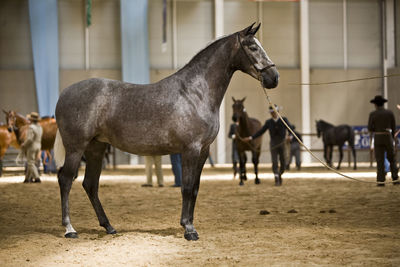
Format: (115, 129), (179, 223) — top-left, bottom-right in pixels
(1, 0), (399, 165)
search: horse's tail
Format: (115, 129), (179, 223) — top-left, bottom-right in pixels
(54, 129), (65, 168)
(347, 125), (355, 146)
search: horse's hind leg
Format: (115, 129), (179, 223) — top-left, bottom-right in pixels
(337, 146), (343, 170)
(82, 140), (116, 235)
(58, 151), (83, 238)
(252, 150), (260, 184)
(352, 146), (357, 170)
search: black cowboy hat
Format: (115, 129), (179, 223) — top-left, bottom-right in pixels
(370, 95), (387, 105)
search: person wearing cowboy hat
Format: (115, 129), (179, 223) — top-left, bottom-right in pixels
(368, 95), (399, 186)
(244, 104), (293, 186)
(20, 111), (43, 183)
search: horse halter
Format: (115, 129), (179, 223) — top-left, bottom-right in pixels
(237, 33), (275, 76)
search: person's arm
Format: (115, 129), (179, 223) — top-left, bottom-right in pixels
(251, 120), (269, 140)
(390, 112), (396, 138)
(367, 112), (374, 133)
(242, 120), (269, 142)
(228, 124), (236, 139)
(21, 127), (34, 148)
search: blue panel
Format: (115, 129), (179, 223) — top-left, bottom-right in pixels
(120, 0), (150, 84)
(29, 0), (59, 116)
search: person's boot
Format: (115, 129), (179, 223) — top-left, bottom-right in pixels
(278, 174), (283, 186)
(274, 174), (280, 186)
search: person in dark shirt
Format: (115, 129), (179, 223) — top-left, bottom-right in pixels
(368, 95), (399, 186)
(244, 105), (292, 186)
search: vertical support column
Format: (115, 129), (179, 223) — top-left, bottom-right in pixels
(120, 0), (150, 165)
(300, 0), (311, 163)
(257, 1), (263, 41)
(172, 0), (178, 69)
(28, 0), (59, 116)
(343, 0), (347, 70)
(382, 0), (395, 108)
(215, 0), (225, 164)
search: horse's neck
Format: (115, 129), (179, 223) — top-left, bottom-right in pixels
(321, 122), (334, 131)
(179, 36), (237, 108)
(239, 113), (251, 135)
(16, 114), (29, 128)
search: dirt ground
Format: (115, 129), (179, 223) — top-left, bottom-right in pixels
(0, 168), (399, 266)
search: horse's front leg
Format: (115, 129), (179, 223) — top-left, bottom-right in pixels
(238, 151), (247, 185)
(326, 145), (333, 167)
(337, 146), (343, 170)
(180, 147), (209, 241)
(252, 150), (260, 184)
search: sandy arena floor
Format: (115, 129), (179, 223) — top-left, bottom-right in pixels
(0, 167), (399, 266)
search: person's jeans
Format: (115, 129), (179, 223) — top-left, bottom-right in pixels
(170, 154), (182, 186)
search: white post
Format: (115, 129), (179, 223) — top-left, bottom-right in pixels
(382, 0), (395, 108)
(343, 0), (347, 70)
(257, 1), (263, 41)
(172, 0), (178, 69)
(300, 0), (311, 163)
(215, 0), (225, 164)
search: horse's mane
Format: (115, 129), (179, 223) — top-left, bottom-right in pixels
(319, 120), (334, 128)
(184, 33), (235, 68)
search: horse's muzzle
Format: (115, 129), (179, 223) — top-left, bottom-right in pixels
(260, 67), (279, 89)
(7, 127), (12, 133)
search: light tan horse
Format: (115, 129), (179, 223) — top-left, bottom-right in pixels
(3, 110), (58, 151)
(0, 124), (19, 176)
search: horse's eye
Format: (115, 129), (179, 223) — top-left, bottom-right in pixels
(249, 46), (258, 51)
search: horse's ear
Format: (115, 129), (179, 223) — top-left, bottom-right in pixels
(241, 97), (246, 102)
(2, 109), (8, 115)
(248, 23), (261, 35)
(232, 97), (236, 102)
(242, 22), (256, 36)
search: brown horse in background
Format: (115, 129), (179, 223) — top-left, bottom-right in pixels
(231, 97), (262, 186)
(3, 110), (58, 151)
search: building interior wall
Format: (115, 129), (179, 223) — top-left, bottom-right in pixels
(0, 0), (399, 164)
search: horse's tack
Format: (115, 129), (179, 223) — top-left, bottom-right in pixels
(237, 33), (275, 79)
(262, 88), (394, 185)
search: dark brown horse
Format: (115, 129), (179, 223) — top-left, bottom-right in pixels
(54, 23), (279, 240)
(231, 97), (262, 185)
(3, 110), (58, 151)
(316, 120), (357, 170)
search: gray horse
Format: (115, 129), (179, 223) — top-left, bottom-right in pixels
(54, 23), (279, 241)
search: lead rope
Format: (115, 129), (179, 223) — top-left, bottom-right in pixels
(262, 87), (393, 185)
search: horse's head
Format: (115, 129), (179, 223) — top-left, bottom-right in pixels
(232, 97), (247, 123)
(3, 109), (15, 133)
(237, 23), (279, 89)
(3, 110), (29, 132)
(316, 120), (322, 138)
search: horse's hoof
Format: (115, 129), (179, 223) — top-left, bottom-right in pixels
(255, 178), (260, 184)
(184, 231), (199, 241)
(103, 224), (117, 234)
(65, 232), (78, 238)
(106, 228), (117, 235)
(239, 181), (244, 186)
